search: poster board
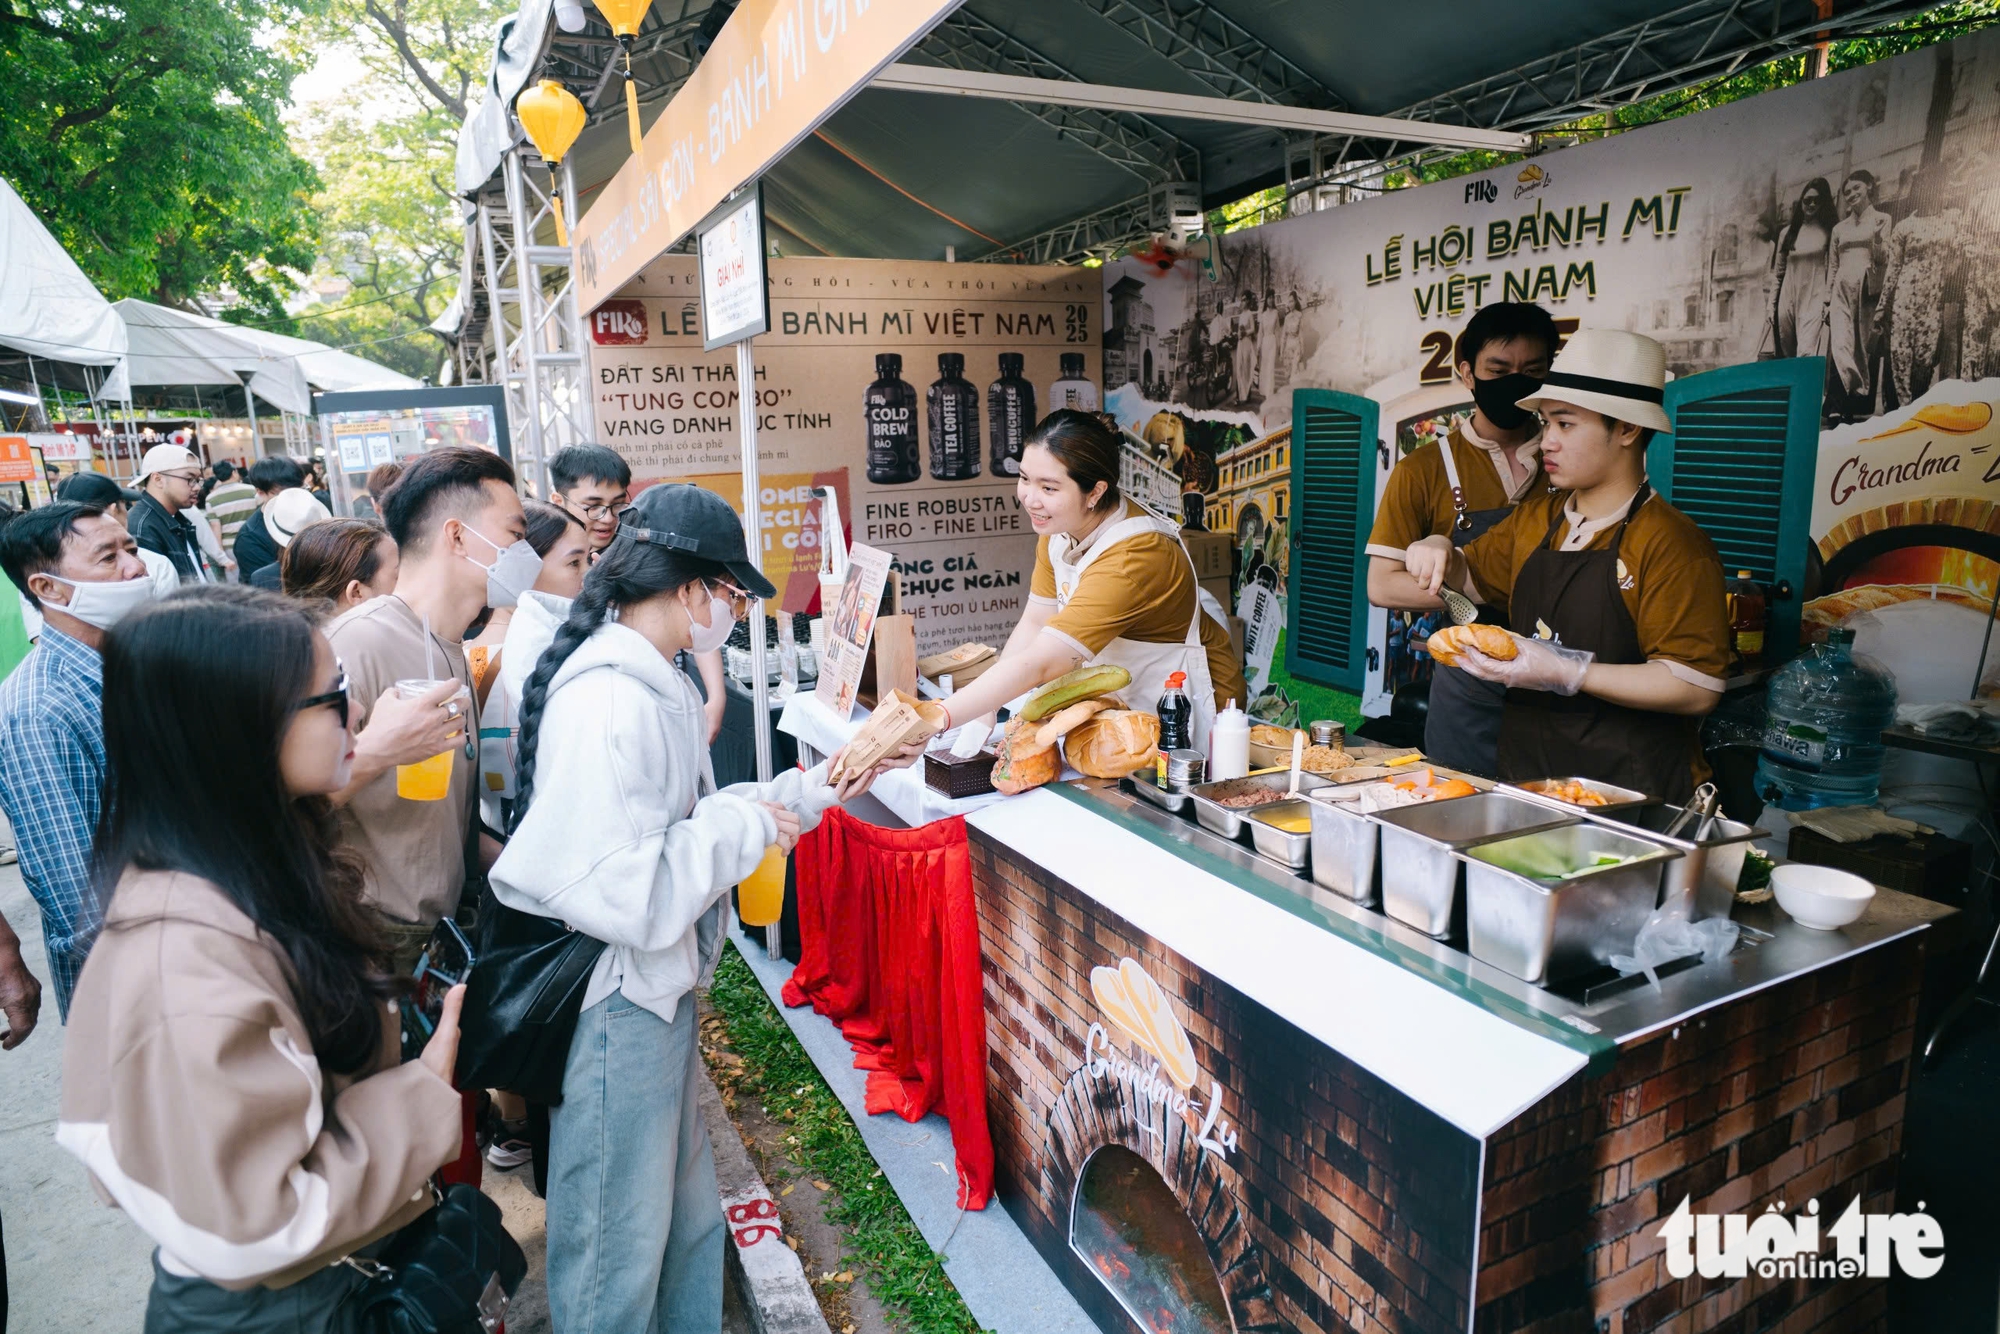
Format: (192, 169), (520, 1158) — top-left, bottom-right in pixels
(697, 186), (770, 350)
(0, 436), (36, 483)
(591, 255), (1101, 652)
(815, 541), (893, 719)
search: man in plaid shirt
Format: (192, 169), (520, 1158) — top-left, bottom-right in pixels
(0, 502), (152, 1016)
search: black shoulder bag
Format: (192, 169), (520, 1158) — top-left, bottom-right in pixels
(453, 897), (606, 1105)
(346, 1182), (528, 1333)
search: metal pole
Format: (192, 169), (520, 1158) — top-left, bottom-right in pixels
(738, 336), (772, 787)
(243, 382), (260, 459)
(503, 151), (549, 497)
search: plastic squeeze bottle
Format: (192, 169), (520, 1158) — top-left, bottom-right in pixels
(1209, 699), (1250, 781)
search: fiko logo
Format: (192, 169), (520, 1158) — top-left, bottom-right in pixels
(1658, 1196), (1944, 1281)
(591, 299), (649, 345)
(1464, 179), (1497, 204)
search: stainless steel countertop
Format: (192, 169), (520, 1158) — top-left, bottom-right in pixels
(1065, 779), (1956, 1049)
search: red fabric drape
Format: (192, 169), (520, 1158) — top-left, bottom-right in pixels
(782, 807), (993, 1210)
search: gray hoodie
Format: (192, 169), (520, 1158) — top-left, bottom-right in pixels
(489, 591), (839, 1023)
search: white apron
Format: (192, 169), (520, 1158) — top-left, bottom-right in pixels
(1047, 510), (1220, 751)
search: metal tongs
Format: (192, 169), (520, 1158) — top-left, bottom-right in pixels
(1663, 782), (1721, 842)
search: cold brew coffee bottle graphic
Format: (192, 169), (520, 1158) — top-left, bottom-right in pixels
(865, 353), (920, 485)
(987, 353), (1036, 477)
(1049, 352), (1099, 412)
(928, 352), (980, 480)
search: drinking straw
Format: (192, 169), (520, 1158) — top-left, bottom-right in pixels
(423, 612), (438, 682)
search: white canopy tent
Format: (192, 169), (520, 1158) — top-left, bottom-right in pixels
(114, 299), (318, 416)
(0, 174), (128, 399)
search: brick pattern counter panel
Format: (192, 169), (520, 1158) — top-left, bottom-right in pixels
(971, 828), (1486, 1334)
(1476, 935), (1926, 1334)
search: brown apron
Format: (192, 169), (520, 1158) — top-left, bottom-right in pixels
(1421, 495), (1512, 778)
(1495, 485), (1699, 804)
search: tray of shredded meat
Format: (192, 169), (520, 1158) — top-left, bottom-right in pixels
(1188, 772), (1332, 842)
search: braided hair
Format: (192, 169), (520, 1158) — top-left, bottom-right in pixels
(508, 525), (728, 832)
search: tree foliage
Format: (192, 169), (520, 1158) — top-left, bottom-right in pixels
(0, 0), (322, 320)
(279, 0), (509, 380)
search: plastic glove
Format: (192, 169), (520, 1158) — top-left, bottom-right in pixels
(1456, 634), (1594, 695)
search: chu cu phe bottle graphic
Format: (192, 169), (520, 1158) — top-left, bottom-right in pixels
(1049, 352), (1099, 412)
(987, 353), (1036, 477)
(865, 353), (920, 485)
(928, 353), (980, 480)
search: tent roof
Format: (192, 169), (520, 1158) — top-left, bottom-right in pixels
(451, 0), (1946, 272)
(113, 299), (419, 415)
(0, 174), (128, 394)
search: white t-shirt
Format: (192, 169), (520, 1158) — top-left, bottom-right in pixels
(18, 548), (179, 640)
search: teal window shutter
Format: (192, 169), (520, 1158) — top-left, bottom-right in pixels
(1286, 388), (1379, 691)
(1653, 357), (1824, 664)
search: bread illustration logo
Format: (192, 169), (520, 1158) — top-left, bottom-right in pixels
(1090, 958), (1198, 1092)
(1864, 401), (1992, 440)
(1518, 164), (1546, 183)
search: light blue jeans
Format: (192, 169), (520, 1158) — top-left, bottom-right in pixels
(547, 991), (724, 1334)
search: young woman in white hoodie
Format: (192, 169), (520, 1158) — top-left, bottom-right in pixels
(489, 484), (893, 1334)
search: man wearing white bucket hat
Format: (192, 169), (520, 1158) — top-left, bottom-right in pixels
(1378, 328), (1730, 803)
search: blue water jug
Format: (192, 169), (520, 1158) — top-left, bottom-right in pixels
(1754, 628), (1898, 810)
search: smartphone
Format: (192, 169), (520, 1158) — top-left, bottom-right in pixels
(400, 918), (475, 1063)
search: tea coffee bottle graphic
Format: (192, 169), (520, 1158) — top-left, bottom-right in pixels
(987, 353), (1036, 477)
(927, 353), (980, 480)
(1049, 352), (1099, 412)
(865, 353), (920, 484)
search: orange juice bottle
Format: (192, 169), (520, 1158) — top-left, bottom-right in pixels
(738, 846), (787, 926)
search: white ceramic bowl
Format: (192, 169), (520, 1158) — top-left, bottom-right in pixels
(1771, 864), (1876, 931)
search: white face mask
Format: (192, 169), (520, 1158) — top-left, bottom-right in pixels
(42, 573), (157, 630)
(461, 525), (543, 608)
(685, 589), (736, 654)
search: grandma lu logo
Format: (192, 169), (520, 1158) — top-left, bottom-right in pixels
(1658, 1196), (1944, 1280)
(1084, 958), (1238, 1159)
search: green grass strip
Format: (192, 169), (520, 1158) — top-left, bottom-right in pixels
(706, 943), (992, 1334)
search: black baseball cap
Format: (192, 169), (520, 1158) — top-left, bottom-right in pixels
(620, 483), (777, 599)
(56, 472), (142, 508)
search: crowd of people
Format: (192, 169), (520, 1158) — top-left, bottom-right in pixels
(0, 441), (910, 1333)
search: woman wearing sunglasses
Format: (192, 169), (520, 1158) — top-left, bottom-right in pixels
(491, 484), (903, 1334)
(57, 586), (468, 1330)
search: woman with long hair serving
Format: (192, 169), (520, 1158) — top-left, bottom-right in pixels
(489, 484), (899, 1334)
(935, 410), (1245, 742)
(58, 587), (466, 1329)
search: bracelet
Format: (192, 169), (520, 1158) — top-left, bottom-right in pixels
(940, 702), (953, 731)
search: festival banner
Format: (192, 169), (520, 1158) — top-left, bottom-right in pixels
(592, 255), (1101, 653)
(1103, 29), (2000, 707)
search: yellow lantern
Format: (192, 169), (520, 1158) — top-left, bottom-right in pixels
(516, 79), (588, 245)
(592, 0), (654, 155)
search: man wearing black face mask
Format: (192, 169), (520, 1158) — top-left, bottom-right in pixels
(1366, 302), (1558, 775)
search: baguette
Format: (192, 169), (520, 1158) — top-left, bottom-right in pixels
(1034, 697), (1115, 749)
(1426, 623), (1519, 668)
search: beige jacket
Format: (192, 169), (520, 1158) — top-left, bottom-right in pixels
(57, 870), (462, 1289)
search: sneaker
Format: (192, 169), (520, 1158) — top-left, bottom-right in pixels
(0, 845), (15, 866)
(485, 1118), (533, 1170)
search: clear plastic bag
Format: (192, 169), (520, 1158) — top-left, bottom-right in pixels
(1609, 905), (1740, 984)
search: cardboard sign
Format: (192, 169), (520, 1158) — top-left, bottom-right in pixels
(0, 437), (36, 483)
(815, 541), (893, 720)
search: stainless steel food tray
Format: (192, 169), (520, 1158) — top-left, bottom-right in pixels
(1594, 802), (1766, 921)
(1187, 771), (1332, 841)
(1372, 791), (1582, 939)
(1244, 801), (1313, 869)
(1461, 824), (1682, 984)
(1503, 776), (1651, 812)
(1122, 772), (1193, 814)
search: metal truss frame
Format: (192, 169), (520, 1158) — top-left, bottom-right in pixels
(475, 146), (596, 497)
(911, 11), (1199, 183)
(1061, 0), (1344, 107)
(981, 0), (1948, 265)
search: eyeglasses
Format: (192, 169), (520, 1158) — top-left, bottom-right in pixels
(575, 497), (628, 520)
(298, 663), (352, 729)
(709, 581), (754, 621)
(158, 471), (202, 485)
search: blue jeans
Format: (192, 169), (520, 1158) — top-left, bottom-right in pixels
(547, 991), (724, 1334)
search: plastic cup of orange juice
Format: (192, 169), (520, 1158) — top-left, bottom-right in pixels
(394, 679), (458, 801)
(738, 845), (787, 927)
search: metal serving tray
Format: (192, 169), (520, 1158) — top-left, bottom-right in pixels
(1187, 772), (1332, 841)
(1373, 791), (1581, 939)
(1304, 793), (1381, 905)
(1504, 776), (1652, 812)
(1121, 771), (1194, 814)
(1244, 801), (1313, 869)
(1461, 824), (1682, 984)
(1596, 803), (1767, 921)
